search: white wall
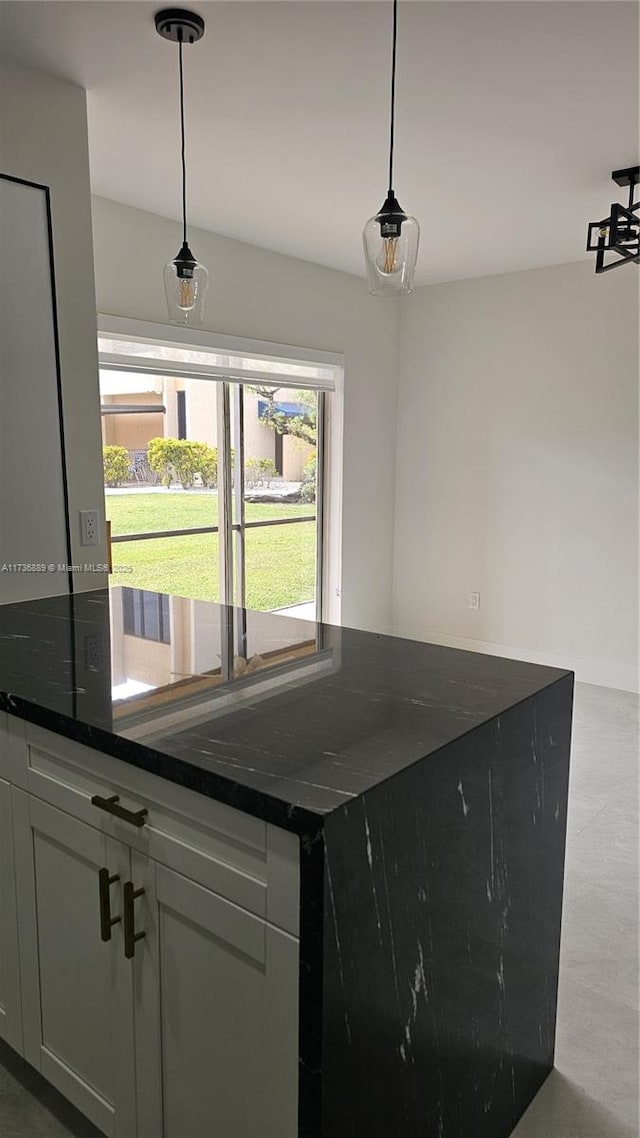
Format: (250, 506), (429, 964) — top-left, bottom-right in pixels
(393, 260), (639, 691)
(1, 62), (107, 596)
(91, 195), (400, 633)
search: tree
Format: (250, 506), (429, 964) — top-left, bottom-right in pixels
(252, 387), (317, 449)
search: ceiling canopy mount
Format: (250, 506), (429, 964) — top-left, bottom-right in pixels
(154, 9), (205, 44)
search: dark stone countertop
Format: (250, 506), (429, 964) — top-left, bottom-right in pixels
(0, 587), (571, 834)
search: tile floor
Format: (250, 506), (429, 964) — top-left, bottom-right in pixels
(0, 681), (637, 1137)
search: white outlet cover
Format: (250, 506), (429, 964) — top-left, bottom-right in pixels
(80, 509), (100, 547)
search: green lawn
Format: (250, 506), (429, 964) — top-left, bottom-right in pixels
(106, 492), (316, 610)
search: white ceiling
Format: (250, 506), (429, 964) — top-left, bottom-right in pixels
(1, 1), (638, 284)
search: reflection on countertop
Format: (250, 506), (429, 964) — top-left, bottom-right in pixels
(0, 586), (570, 830)
(108, 586), (334, 737)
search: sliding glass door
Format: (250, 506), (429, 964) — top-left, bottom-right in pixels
(100, 343), (327, 618)
(229, 384), (323, 620)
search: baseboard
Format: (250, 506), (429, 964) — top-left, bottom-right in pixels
(391, 624), (639, 695)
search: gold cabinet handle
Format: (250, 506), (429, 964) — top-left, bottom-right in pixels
(98, 868), (121, 942)
(123, 881), (146, 959)
(91, 794), (148, 829)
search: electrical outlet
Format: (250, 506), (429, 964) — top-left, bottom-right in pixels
(468, 591), (481, 611)
(80, 509), (100, 547)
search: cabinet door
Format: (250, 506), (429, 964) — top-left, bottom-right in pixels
(12, 791), (137, 1137)
(0, 778), (23, 1052)
(133, 852), (299, 1138)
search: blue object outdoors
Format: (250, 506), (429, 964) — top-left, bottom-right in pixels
(257, 400), (307, 419)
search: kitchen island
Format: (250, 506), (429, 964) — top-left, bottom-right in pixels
(0, 587), (573, 1138)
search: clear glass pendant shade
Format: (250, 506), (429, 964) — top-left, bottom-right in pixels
(363, 0), (420, 297)
(156, 13), (209, 323)
(363, 210), (420, 296)
(163, 251), (209, 325)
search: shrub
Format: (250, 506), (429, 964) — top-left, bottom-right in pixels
(147, 437), (175, 486)
(103, 445), (131, 487)
(245, 457), (279, 487)
(171, 441), (212, 489)
(300, 453), (316, 503)
(197, 444), (218, 488)
(147, 438), (218, 489)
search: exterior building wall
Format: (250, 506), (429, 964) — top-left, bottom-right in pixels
(120, 634), (172, 687)
(283, 435), (313, 481)
(183, 380), (218, 446)
(101, 392), (164, 449)
(243, 392), (277, 467)
(163, 377), (180, 439)
(100, 379), (314, 483)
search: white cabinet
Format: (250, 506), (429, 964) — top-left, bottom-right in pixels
(133, 854), (298, 1138)
(12, 792), (136, 1137)
(0, 777), (22, 1053)
(2, 719), (299, 1138)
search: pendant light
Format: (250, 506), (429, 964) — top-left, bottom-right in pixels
(155, 8), (208, 324)
(363, 0), (419, 296)
(586, 165), (639, 274)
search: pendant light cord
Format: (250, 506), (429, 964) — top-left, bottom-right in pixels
(388, 0), (398, 193)
(178, 34), (188, 245)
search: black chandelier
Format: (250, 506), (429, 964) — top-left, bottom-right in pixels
(586, 166), (639, 274)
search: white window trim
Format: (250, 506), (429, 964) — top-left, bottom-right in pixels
(98, 314), (343, 388)
(97, 313), (344, 626)
(98, 354), (332, 392)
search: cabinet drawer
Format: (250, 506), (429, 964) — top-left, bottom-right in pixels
(16, 722), (299, 935)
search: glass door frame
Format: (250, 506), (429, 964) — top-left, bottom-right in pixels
(218, 382), (325, 621)
(104, 375), (326, 621)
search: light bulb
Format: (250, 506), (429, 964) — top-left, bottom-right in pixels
(163, 242), (209, 325)
(376, 236), (401, 276)
(363, 195), (420, 296)
(177, 275), (196, 311)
